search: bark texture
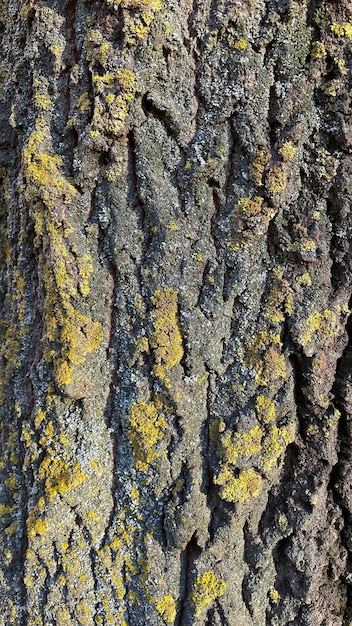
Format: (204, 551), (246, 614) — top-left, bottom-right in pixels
(1, 0), (352, 624)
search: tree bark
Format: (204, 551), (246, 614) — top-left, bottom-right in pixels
(1, 1), (352, 624)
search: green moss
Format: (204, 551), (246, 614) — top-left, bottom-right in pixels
(128, 400), (166, 470)
(150, 288), (183, 383)
(190, 571), (227, 617)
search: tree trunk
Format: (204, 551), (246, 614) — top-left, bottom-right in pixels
(1, 1), (352, 624)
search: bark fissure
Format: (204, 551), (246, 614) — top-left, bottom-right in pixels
(2, 0), (352, 624)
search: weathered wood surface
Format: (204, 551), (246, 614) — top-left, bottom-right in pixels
(0, 1), (352, 624)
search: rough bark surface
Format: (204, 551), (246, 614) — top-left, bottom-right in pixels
(1, 1), (352, 624)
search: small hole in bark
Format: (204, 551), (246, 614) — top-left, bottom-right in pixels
(141, 92), (153, 115)
(99, 151), (111, 166)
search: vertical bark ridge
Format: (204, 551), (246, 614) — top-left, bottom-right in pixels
(1, 0), (352, 625)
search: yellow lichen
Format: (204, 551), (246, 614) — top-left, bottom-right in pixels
(220, 425), (263, 466)
(167, 221), (179, 231)
(0, 504), (17, 516)
(234, 196), (264, 217)
(90, 67), (137, 137)
(331, 21), (352, 41)
(265, 267), (294, 323)
(259, 425), (295, 473)
(278, 141), (297, 162)
(117, 68), (137, 91)
(99, 41), (111, 65)
(38, 453), (86, 501)
(311, 41), (326, 59)
(298, 309), (338, 350)
(4, 521), (18, 535)
(50, 44), (64, 56)
(255, 396), (276, 424)
(214, 467), (263, 503)
(23, 118), (76, 208)
(27, 513), (49, 541)
(269, 588), (280, 604)
(85, 1), (162, 150)
(51, 305), (103, 388)
(104, 93), (116, 110)
(246, 331), (286, 389)
(297, 272), (312, 287)
(156, 595), (177, 624)
(249, 150), (270, 185)
(190, 571), (227, 617)
(22, 119), (103, 392)
(150, 288), (183, 382)
(128, 400), (166, 470)
(266, 166), (287, 194)
(104, 0), (162, 45)
(20, 1), (31, 22)
(77, 254), (94, 296)
(229, 196), (275, 250)
(105, 160), (124, 181)
(234, 38), (248, 50)
(336, 58), (347, 75)
(87, 510), (101, 523)
(125, 6), (160, 44)
(34, 92), (51, 111)
(77, 92), (91, 111)
(291, 238), (316, 254)
(93, 72), (115, 90)
(0, 1), (8, 26)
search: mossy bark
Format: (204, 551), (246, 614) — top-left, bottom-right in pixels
(1, 1), (352, 625)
